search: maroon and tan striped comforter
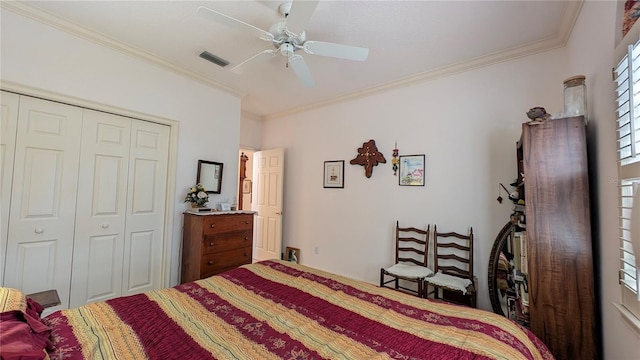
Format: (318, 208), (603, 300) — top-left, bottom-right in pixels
(44, 260), (553, 359)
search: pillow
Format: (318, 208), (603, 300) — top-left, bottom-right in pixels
(0, 288), (52, 360)
(0, 287), (28, 313)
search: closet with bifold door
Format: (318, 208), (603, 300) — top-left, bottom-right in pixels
(0, 91), (170, 311)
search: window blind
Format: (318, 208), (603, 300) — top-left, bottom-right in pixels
(615, 38), (640, 318)
(620, 180), (638, 294)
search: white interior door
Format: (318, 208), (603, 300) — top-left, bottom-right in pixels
(4, 96), (82, 311)
(1, 91), (19, 286)
(252, 148), (284, 261)
(70, 110), (131, 307)
(122, 120), (169, 296)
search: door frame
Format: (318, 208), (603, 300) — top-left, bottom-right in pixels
(0, 80), (179, 289)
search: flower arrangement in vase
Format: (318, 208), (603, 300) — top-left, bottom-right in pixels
(184, 183), (209, 208)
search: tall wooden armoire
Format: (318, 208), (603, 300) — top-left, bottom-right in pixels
(521, 116), (599, 359)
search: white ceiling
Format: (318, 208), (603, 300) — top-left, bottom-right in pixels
(4, 1), (582, 120)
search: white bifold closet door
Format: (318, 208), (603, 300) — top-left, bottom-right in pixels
(69, 110), (131, 308)
(0, 91), (20, 285)
(4, 96), (83, 311)
(2, 93), (169, 311)
(70, 110), (169, 307)
(121, 119), (169, 297)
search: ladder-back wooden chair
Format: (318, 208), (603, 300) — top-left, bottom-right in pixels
(425, 226), (476, 307)
(380, 221), (431, 298)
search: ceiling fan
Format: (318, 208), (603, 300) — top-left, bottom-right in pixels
(197, 1), (369, 87)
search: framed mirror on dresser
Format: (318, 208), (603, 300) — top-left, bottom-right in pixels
(197, 160), (223, 194)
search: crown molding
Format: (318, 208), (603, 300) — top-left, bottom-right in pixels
(241, 110), (264, 122)
(1, 1), (245, 98)
(263, 1), (584, 121)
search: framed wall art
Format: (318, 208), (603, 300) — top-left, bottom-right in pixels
(285, 247), (300, 263)
(243, 179), (252, 194)
(399, 155), (425, 186)
(323, 160), (344, 188)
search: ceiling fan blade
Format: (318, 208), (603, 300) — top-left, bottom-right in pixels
(231, 49), (277, 74)
(288, 54), (315, 88)
(197, 6), (273, 41)
(285, 0), (319, 35)
(303, 41), (369, 61)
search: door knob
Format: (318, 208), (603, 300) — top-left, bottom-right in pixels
(276, 212), (282, 215)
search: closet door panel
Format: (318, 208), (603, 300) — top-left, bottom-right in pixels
(1, 91), (19, 285)
(70, 110), (131, 308)
(15, 240), (57, 293)
(122, 120), (169, 295)
(5, 96), (82, 310)
(128, 230), (154, 290)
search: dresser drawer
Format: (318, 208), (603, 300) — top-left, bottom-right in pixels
(202, 230), (253, 255)
(200, 246), (252, 274)
(203, 214), (253, 235)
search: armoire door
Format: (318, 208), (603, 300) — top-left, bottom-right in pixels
(4, 96), (82, 311)
(0, 91), (20, 286)
(122, 120), (169, 296)
(69, 110), (131, 308)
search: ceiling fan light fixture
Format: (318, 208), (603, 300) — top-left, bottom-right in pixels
(280, 43), (295, 57)
(199, 50), (230, 67)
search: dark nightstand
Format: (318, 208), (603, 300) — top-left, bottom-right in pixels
(27, 289), (61, 309)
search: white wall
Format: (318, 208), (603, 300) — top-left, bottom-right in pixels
(240, 112), (264, 150)
(261, 48), (568, 309)
(0, 10), (242, 286)
(567, 1), (640, 359)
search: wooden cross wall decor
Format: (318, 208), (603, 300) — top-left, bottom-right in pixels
(350, 139), (386, 178)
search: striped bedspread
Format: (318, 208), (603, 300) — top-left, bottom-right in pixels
(44, 260), (553, 359)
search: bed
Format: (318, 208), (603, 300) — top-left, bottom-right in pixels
(2, 260), (553, 359)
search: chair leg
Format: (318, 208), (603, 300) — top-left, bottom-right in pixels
(418, 281), (423, 298)
(394, 278), (399, 289)
(380, 268), (385, 287)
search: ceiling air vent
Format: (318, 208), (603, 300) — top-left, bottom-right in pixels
(199, 51), (229, 67)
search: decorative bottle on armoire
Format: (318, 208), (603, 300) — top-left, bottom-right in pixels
(521, 115), (599, 360)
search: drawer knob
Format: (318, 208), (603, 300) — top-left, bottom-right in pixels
(210, 224), (215, 228)
(209, 242), (214, 247)
(34, 228), (44, 234)
(208, 260), (213, 265)
(244, 237), (249, 240)
(245, 221), (249, 224)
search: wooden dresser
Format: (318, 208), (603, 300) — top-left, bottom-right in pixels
(181, 211), (255, 283)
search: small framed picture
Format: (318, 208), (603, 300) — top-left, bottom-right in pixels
(399, 155), (425, 186)
(323, 160), (344, 188)
(285, 247), (300, 264)
(219, 202), (231, 211)
(243, 179), (252, 194)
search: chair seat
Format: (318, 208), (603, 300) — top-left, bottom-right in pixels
(385, 263), (433, 279)
(425, 272), (473, 294)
